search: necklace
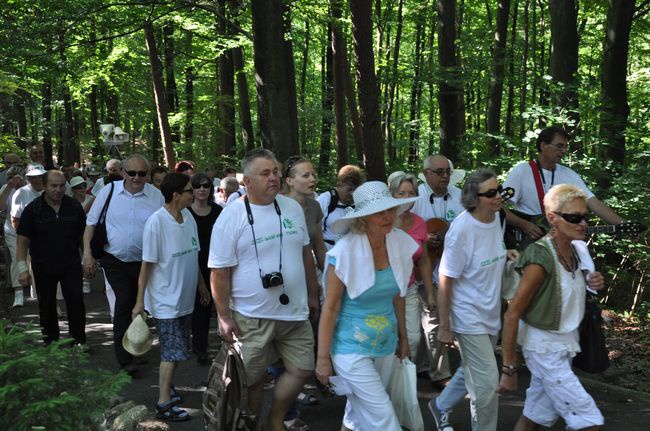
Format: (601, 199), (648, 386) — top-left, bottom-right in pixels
(550, 236), (578, 279)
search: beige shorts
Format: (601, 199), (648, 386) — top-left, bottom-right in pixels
(233, 311), (315, 385)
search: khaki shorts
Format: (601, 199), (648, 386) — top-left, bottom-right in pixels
(233, 311), (315, 385)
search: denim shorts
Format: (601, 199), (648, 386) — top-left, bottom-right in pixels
(155, 314), (192, 362)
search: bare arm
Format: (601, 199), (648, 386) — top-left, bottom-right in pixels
(0, 177), (21, 210)
(303, 244), (320, 322)
(393, 294), (410, 360)
(313, 224), (327, 272)
(197, 270), (210, 305)
(503, 208), (544, 240)
(11, 216), (20, 232)
(436, 274), (455, 344)
(416, 250), (436, 306)
(16, 234), (31, 287)
(82, 224), (96, 278)
(587, 196), (625, 225)
(83, 196), (95, 214)
(498, 263), (545, 393)
(132, 261), (152, 319)
(210, 267), (239, 343)
(315, 265), (345, 386)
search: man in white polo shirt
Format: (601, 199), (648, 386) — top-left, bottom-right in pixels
(83, 154), (164, 375)
(209, 149), (318, 431)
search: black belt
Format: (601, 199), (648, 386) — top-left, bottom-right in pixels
(324, 239), (335, 246)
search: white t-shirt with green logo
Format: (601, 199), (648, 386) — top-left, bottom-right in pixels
(142, 207), (200, 319)
(439, 210), (506, 336)
(208, 194), (310, 321)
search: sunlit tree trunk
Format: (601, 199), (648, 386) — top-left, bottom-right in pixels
(184, 30), (194, 159)
(232, 46), (254, 152)
(217, 0), (235, 157)
(163, 20), (180, 145)
(384, 0), (404, 161)
(330, 2), (347, 171)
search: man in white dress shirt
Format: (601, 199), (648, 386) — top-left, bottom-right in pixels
(83, 155), (164, 375)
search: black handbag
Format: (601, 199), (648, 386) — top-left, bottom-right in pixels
(90, 182), (115, 259)
(573, 292), (610, 373)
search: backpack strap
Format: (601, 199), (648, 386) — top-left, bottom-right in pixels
(322, 189), (339, 233)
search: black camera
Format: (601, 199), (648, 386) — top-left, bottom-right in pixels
(262, 272), (284, 289)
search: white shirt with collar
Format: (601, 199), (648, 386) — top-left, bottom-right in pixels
(87, 180), (164, 262)
(411, 183), (464, 223)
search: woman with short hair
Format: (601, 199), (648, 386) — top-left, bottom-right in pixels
(132, 173), (210, 422)
(316, 181), (419, 430)
(498, 184), (605, 430)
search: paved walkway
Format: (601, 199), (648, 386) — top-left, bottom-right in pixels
(8, 279), (650, 430)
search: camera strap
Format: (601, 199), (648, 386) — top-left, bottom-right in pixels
(244, 196), (283, 281)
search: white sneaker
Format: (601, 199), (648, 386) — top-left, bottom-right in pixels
(428, 396), (454, 431)
(83, 281), (91, 294)
(12, 290), (24, 307)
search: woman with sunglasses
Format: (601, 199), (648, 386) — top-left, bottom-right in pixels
(435, 168), (518, 431)
(498, 184), (604, 430)
(188, 172), (222, 365)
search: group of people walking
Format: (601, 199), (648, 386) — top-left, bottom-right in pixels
(0, 125), (622, 430)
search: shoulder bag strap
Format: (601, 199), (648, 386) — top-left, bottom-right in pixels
(98, 182), (116, 223)
(528, 160), (546, 214)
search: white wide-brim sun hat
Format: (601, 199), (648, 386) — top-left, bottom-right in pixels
(330, 181), (419, 234)
(122, 314), (154, 357)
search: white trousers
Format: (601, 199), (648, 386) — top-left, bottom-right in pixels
(332, 353), (401, 431)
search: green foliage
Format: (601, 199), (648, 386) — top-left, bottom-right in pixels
(0, 321), (130, 431)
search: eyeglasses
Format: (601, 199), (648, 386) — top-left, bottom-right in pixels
(125, 170), (148, 178)
(477, 185), (503, 198)
(426, 168), (452, 177)
(546, 142), (568, 151)
(193, 183), (211, 189)
(553, 212), (590, 224)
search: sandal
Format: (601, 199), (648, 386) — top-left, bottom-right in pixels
(170, 386), (184, 404)
(296, 391), (319, 406)
(155, 399), (190, 422)
(283, 417), (310, 431)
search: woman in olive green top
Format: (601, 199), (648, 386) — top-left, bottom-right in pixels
(498, 184), (605, 430)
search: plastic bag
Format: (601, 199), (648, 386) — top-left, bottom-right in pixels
(385, 358), (424, 431)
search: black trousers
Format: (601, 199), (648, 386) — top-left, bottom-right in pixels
(191, 289), (215, 353)
(32, 265), (86, 344)
(101, 253), (141, 366)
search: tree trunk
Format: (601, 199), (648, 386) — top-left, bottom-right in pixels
(350, 0), (385, 181)
(383, 0), (404, 161)
(184, 30), (194, 159)
(549, 0), (579, 135)
(504, 0), (519, 139)
(343, 42), (365, 166)
(58, 30), (78, 165)
(232, 46), (254, 151)
(408, 18), (424, 165)
(321, 23), (336, 169)
(13, 91), (27, 147)
(599, 0), (635, 166)
(299, 20), (310, 145)
(437, 0), (465, 163)
(144, 20), (176, 169)
(486, 0), (511, 156)
(519, 0), (530, 138)
(330, 1), (346, 172)
(41, 83), (54, 168)
(218, 0), (236, 156)
(251, 0), (299, 162)
(163, 20), (180, 146)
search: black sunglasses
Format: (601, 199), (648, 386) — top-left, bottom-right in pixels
(477, 185), (503, 198)
(125, 170), (148, 178)
(193, 183), (211, 189)
(553, 212), (590, 224)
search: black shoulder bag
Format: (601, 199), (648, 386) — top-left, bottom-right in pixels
(573, 290), (610, 373)
(90, 182), (115, 259)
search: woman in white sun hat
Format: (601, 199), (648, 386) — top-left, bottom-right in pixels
(315, 181), (420, 431)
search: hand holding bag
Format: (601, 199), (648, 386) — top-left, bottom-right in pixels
(90, 182), (115, 259)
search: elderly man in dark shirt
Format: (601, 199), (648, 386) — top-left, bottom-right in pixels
(16, 170), (87, 345)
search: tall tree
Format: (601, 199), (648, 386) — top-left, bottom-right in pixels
(251, 0), (300, 162)
(486, 0), (511, 156)
(232, 46), (254, 151)
(549, 0), (579, 135)
(350, 0), (385, 181)
(437, 0), (465, 163)
(321, 24), (336, 170)
(184, 30), (194, 159)
(144, 20), (176, 168)
(600, 0), (636, 166)
(163, 20), (180, 145)
(217, 0), (235, 156)
(504, 0), (519, 138)
(330, 0), (346, 172)
(383, 0), (404, 161)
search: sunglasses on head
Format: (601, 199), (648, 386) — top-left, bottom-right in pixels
(125, 170), (148, 178)
(193, 183), (211, 189)
(553, 212), (590, 224)
(477, 185), (503, 198)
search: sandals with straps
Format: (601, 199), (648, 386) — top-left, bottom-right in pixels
(155, 399), (190, 422)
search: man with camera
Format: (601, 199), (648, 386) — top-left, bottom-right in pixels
(208, 149), (318, 431)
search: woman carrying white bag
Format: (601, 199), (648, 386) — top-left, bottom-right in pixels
(315, 181), (420, 431)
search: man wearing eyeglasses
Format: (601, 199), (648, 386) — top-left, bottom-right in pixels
(82, 154), (164, 376)
(504, 126), (624, 246)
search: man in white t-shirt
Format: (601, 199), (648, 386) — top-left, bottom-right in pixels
(208, 149), (319, 431)
(504, 126), (625, 246)
(316, 164), (365, 250)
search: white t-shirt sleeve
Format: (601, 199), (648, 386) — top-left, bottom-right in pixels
(503, 162), (526, 206)
(439, 224), (467, 279)
(208, 206), (240, 268)
(142, 213), (161, 264)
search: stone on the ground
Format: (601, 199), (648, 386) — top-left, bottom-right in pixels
(113, 405), (150, 431)
(104, 400), (136, 426)
(135, 419), (171, 431)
